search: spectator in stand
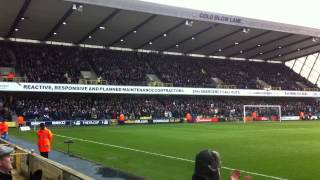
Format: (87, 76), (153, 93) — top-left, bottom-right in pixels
(0, 145), (14, 180)
(6, 72), (14, 81)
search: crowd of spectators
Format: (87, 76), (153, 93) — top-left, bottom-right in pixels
(0, 41), (317, 90)
(242, 62), (316, 90)
(0, 43), (13, 67)
(87, 49), (153, 85)
(0, 97), (13, 121)
(7, 96), (319, 121)
(201, 60), (257, 89)
(146, 54), (213, 87)
(2, 41), (90, 83)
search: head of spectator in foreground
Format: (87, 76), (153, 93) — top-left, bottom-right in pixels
(0, 145), (14, 174)
(39, 123), (45, 130)
(192, 149), (221, 180)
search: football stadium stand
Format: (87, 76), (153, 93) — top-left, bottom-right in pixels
(0, 40), (318, 90)
(1, 0), (320, 179)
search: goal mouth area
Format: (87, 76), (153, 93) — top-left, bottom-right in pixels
(243, 105), (282, 123)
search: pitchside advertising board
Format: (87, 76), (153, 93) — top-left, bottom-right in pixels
(281, 116), (318, 120)
(1, 82), (320, 97)
(26, 120), (110, 127)
(26, 118), (182, 127)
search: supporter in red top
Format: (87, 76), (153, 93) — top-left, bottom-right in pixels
(6, 72), (14, 81)
(119, 113), (125, 125)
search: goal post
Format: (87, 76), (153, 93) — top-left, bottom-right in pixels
(243, 105), (282, 123)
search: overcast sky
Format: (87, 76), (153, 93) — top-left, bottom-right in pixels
(140, 0), (320, 29)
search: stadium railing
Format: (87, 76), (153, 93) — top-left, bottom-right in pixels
(0, 76), (27, 82)
(148, 81), (173, 87)
(0, 139), (93, 180)
(304, 87), (320, 91)
(271, 86), (282, 90)
(216, 84), (237, 89)
(79, 79), (108, 85)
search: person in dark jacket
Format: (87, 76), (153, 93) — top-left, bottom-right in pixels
(0, 145), (14, 180)
(192, 150), (221, 180)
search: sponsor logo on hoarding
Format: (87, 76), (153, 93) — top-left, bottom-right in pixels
(153, 119), (170, 123)
(82, 120), (100, 125)
(30, 121), (45, 126)
(103, 120), (109, 125)
(52, 121), (66, 125)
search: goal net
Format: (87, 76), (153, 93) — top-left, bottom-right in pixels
(243, 105), (282, 123)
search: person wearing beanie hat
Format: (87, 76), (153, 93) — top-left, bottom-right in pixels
(192, 150), (221, 180)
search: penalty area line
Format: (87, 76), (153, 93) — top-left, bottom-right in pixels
(55, 134), (288, 180)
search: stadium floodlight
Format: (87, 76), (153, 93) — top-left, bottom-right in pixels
(240, 50), (243, 54)
(234, 42), (239, 45)
(259, 52), (263, 55)
(99, 26), (105, 30)
(88, 35), (92, 39)
(312, 37), (318, 42)
(133, 30), (137, 33)
(14, 28), (19, 32)
(20, 17), (25, 20)
(163, 33), (167, 37)
(257, 44), (261, 47)
(62, 21), (67, 25)
(53, 32), (57, 35)
(218, 49), (222, 52)
(149, 42), (152, 45)
(243, 105), (282, 123)
(191, 37), (195, 40)
(120, 39), (124, 42)
(297, 48), (301, 51)
(278, 54), (282, 56)
(278, 46), (282, 49)
(185, 20), (193, 27)
(176, 44), (179, 47)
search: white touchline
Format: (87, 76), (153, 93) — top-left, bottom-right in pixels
(55, 134), (288, 180)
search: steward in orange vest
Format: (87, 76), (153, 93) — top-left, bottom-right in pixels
(119, 113), (125, 125)
(186, 113), (193, 123)
(0, 120), (9, 140)
(252, 111), (257, 121)
(37, 123), (53, 158)
(299, 111), (305, 120)
(17, 115), (24, 127)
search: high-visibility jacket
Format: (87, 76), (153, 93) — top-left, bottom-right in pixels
(7, 72), (14, 79)
(186, 113), (192, 122)
(37, 128), (53, 152)
(252, 112), (257, 119)
(0, 122), (9, 134)
(119, 114), (125, 122)
(18, 116), (24, 125)
(300, 111), (305, 119)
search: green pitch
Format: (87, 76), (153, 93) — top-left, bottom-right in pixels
(10, 121), (320, 180)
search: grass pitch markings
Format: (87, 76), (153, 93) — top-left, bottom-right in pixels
(55, 134), (288, 180)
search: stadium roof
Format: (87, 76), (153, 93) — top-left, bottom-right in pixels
(1, 0), (320, 62)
